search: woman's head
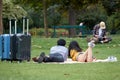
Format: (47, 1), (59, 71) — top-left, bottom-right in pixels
(68, 41), (82, 56)
(100, 21), (106, 29)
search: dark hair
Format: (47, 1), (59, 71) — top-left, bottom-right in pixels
(68, 41), (82, 56)
(57, 39), (66, 46)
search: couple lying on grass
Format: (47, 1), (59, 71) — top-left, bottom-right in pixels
(32, 39), (117, 63)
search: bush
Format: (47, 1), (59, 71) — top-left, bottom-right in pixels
(29, 28), (68, 37)
(106, 12), (120, 34)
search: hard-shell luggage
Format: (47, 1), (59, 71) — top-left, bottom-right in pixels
(0, 35), (2, 59)
(2, 34), (10, 60)
(1, 19), (16, 61)
(15, 34), (31, 61)
(10, 34), (17, 60)
(11, 17), (31, 61)
(1, 18), (31, 62)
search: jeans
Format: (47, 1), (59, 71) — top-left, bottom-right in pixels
(44, 53), (64, 62)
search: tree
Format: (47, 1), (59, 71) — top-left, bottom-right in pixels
(106, 12), (120, 34)
(14, 0), (101, 37)
(52, 0), (99, 37)
(102, 0), (120, 16)
(0, 0), (3, 34)
(102, 0), (120, 34)
(2, 0), (27, 19)
(43, 0), (48, 38)
(2, 0), (27, 33)
(77, 3), (107, 30)
(14, 0), (49, 37)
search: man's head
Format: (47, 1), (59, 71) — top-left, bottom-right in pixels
(57, 39), (66, 46)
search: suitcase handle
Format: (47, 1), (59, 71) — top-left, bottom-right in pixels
(9, 19), (11, 34)
(27, 19), (29, 35)
(9, 19), (17, 35)
(9, 17), (29, 35)
(22, 17), (29, 35)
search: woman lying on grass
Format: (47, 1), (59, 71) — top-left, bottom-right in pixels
(68, 40), (96, 62)
(68, 40), (117, 62)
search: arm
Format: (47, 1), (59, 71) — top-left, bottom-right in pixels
(93, 25), (98, 37)
(64, 48), (68, 61)
(93, 25), (97, 36)
(93, 24), (101, 38)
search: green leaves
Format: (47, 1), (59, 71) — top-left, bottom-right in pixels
(2, 0), (27, 19)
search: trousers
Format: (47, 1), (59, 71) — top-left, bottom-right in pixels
(44, 53), (64, 62)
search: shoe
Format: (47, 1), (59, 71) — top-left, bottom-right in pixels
(107, 56), (117, 62)
(88, 41), (95, 48)
(32, 57), (38, 62)
(100, 41), (104, 43)
(38, 52), (45, 63)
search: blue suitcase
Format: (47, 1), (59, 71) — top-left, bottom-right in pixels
(1, 19), (16, 61)
(2, 34), (11, 60)
(0, 35), (2, 59)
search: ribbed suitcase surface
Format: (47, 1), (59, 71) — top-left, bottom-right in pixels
(10, 34), (17, 60)
(0, 35), (2, 59)
(15, 34), (31, 61)
(2, 34), (11, 60)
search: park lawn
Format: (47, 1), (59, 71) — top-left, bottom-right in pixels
(0, 34), (120, 80)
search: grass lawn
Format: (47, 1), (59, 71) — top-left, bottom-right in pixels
(0, 34), (120, 80)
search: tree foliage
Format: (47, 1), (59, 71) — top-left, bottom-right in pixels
(3, 0), (27, 19)
(102, 0), (120, 16)
(1, 0), (120, 35)
(77, 4), (107, 29)
(106, 11), (120, 34)
(101, 0), (120, 33)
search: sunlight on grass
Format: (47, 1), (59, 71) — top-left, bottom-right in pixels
(0, 34), (120, 80)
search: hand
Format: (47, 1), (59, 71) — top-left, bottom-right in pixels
(94, 35), (99, 38)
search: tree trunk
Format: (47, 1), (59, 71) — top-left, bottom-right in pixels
(68, 6), (76, 37)
(0, 0), (3, 34)
(43, 0), (48, 38)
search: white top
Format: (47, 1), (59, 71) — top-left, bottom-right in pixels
(98, 28), (102, 38)
(50, 45), (68, 61)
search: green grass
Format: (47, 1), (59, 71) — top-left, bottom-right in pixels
(0, 35), (120, 80)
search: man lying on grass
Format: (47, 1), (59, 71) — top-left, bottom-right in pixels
(32, 39), (68, 63)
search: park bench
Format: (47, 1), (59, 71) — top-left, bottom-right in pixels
(51, 25), (90, 37)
